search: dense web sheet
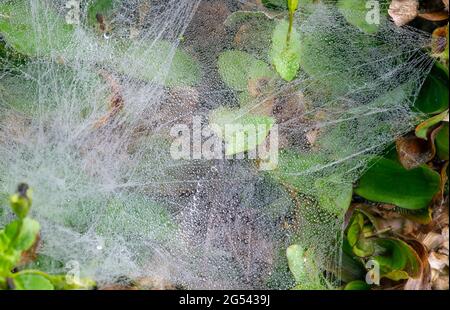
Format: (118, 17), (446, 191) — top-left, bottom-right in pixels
(0, 0), (435, 289)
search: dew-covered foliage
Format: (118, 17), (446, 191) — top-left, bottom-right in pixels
(0, 0), (438, 289)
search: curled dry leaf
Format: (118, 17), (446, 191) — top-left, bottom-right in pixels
(418, 11), (449, 21)
(94, 70), (124, 129)
(396, 134), (434, 169)
(438, 162), (449, 202)
(389, 0), (419, 26)
(404, 238), (432, 290)
(422, 231), (444, 251)
(429, 251), (448, 270)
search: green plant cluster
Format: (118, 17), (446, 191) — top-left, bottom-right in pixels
(0, 184), (95, 290)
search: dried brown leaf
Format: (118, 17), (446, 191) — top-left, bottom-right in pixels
(418, 11), (449, 21)
(389, 0), (419, 26)
(396, 134), (434, 169)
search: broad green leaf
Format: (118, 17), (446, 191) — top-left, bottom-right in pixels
(0, 250), (21, 272)
(398, 207), (433, 225)
(286, 244), (304, 283)
(344, 280), (371, 290)
(12, 273), (54, 290)
(271, 150), (327, 188)
(270, 20), (301, 81)
(298, 20), (378, 96)
(373, 238), (421, 280)
(315, 176), (353, 215)
(287, 245), (327, 289)
(116, 41), (201, 87)
(218, 50), (275, 91)
(355, 157), (440, 210)
(0, 74), (36, 114)
(414, 62), (449, 115)
(415, 110), (448, 140)
(270, 150), (352, 214)
(0, 63), (109, 116)
(435, 123), (449, 161)
(0, 0), (74, 57)
(209, 106), (274, 156)
(96, 194), (176, 243)
(5, 218), (40, 252)
(347, 213), (364, 247)
(337, 0), (387, 34)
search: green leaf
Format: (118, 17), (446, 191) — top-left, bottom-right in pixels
(286, 244), (304, 283)
(218, 50), (275, 91)
(286, 245), (327, 289)
(0, 74), (36, 114)
(4, 218), (40, 252)
(347, 213), (364, 247)
(116, 41), (201, 87)
(12, 273), (54, 290)
(344, 280), (371, 290)
(0, 63), (109, 116)
(337, 0), (387, 34)
(95, 194), (176, 243)
(270, 20), (301, 81)
(355, 157), (440, 210)
(415, 110), (449, 140)
(373, 238), (421, 280)
(298, 19), (378, 96)
(435, 123), (449, 161)
(396, 206), (433, 225)
(270, 150), (352, 214)
(0, 0), (74, 57)
(209, 106), (275, 156)
(315, 176), (353, 215)
(345, 211), (375, 257)
(414, 63), (449, 115)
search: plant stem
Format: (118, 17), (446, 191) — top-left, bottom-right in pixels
(287, 11), (294, 45)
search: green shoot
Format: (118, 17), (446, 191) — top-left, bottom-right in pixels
(287, 0), (299, 44)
